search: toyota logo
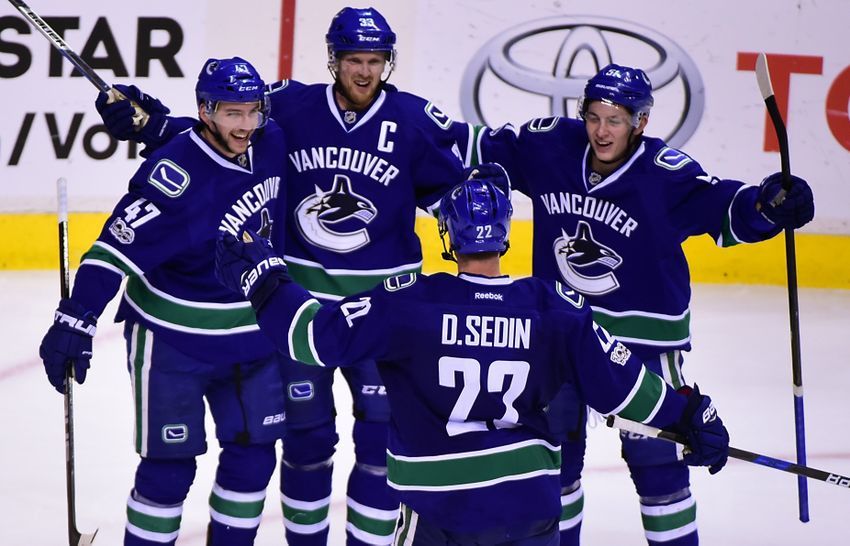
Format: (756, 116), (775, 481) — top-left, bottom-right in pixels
(460, 16), (705, 148)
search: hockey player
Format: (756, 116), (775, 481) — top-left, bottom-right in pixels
(93, 7), (465, 545)
(451, 64), (815, 545)
(213, 174), (730, 546)
(38, 57), (288, 546)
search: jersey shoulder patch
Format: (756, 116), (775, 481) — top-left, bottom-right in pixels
(265, 80), (290, 95)
(555, 281), (585, 309)
(653, 146), (694, 171)
(424, 102), (452, 130)
(383, 272), (418, 292)
(147, 158), (190, 197)
(524, 116), (560, 133)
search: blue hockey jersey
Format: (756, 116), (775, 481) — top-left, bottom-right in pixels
(265, 81), (464, 300)
(253, 271), (688, 532)
(71, 122), (287, 362)
(456, 119), (780, 359)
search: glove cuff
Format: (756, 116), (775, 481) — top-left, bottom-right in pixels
(55, 298), (98, 337)
(249, 270), (291, 311)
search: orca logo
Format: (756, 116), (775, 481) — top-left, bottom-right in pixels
(460, 16), (704, 148)
(295, 174), (378, 252)
(553, 221), (623, 295)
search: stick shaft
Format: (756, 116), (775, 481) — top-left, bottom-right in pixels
(8, 0), (109, 92)
(755, 52), (809, 521)
(608, 416), (849, 489)
(56, 178), (97, 546)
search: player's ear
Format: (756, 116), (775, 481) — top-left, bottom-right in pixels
(198, 102), (210, 123)
(634, 114), (649, 134)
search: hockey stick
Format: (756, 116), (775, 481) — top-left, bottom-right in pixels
(56, 178), (98, 546)
(755, 52), (810, 522)
(7, 0), (148, 128)
(608, 415), (850, 490)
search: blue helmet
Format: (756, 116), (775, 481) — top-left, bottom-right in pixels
(577, 63), (654, 127)
(195, 57), (270, 127)
(326, 7), (397, 77)
(438, 179), (512, 260)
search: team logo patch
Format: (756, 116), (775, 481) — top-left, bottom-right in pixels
(553, 221), (623, 296)
(295, 174), (378, 253)
(384, 273), (417, 292)
(288, 381), (314, 401)
(162, 424), (188, 443)
(148, 159), (190, 197)
(424, 102), (452, 129)
(654, 147), (693, 170)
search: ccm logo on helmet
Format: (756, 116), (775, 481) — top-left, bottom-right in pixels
(240, 257), (286, 297)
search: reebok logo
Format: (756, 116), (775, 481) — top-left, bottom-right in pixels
(474, 292), (503, 302)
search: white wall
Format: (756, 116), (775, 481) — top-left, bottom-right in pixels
(2, 0), (848, 234)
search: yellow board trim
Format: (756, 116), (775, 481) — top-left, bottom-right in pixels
(1, 213), (848, 289)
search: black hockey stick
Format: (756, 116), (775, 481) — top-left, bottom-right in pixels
(7, 0), (148, 128)
(608, 415), (849, 490)
(755, 52), (810, 522)
(56, 178), (98, 546)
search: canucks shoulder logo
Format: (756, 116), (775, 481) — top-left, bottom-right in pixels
(553, 220), (623, 295)
(295, 174), (378, 252)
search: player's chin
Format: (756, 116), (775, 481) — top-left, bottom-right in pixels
(229, 134), (252, 152)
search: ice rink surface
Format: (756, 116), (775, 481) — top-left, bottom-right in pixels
(2, 271), (848, 544)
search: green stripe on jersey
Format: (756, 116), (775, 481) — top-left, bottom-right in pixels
(717, 214), (743, 248)
(124, 276), (257, 333)
(286, 259), (420, 299)
(289, 301), (322, 365)
(387, 441), (560, 490)
(592, 308), (690, 345)
(81, 244), (136, 276)
(616, 367), (665, 423)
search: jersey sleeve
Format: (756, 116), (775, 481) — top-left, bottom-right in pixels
(657, 146), (780, 246)
(405, 100), (465, 216)
(254, 278), (393, 367)
(138, 116), (196, 157)
(447, 121), (531, 197)
(555, 286), (686, 428)
(69, 161), (207, 315)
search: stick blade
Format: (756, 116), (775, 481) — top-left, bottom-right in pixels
(755, 53), (774, 100)
(74, 528), (98, 546)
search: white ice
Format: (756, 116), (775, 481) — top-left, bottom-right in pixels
(2, 271), (848, 544)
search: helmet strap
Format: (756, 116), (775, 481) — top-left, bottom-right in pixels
(438, 224), (457, 263)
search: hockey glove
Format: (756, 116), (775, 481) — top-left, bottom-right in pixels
(95, 84), (171, 144)
(757, 172), (815, 229)
(39, 298), (98, 394)
(463, 163), (512, 198)
(215, 229), (290, 309)
(668, 384), (729, 474)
